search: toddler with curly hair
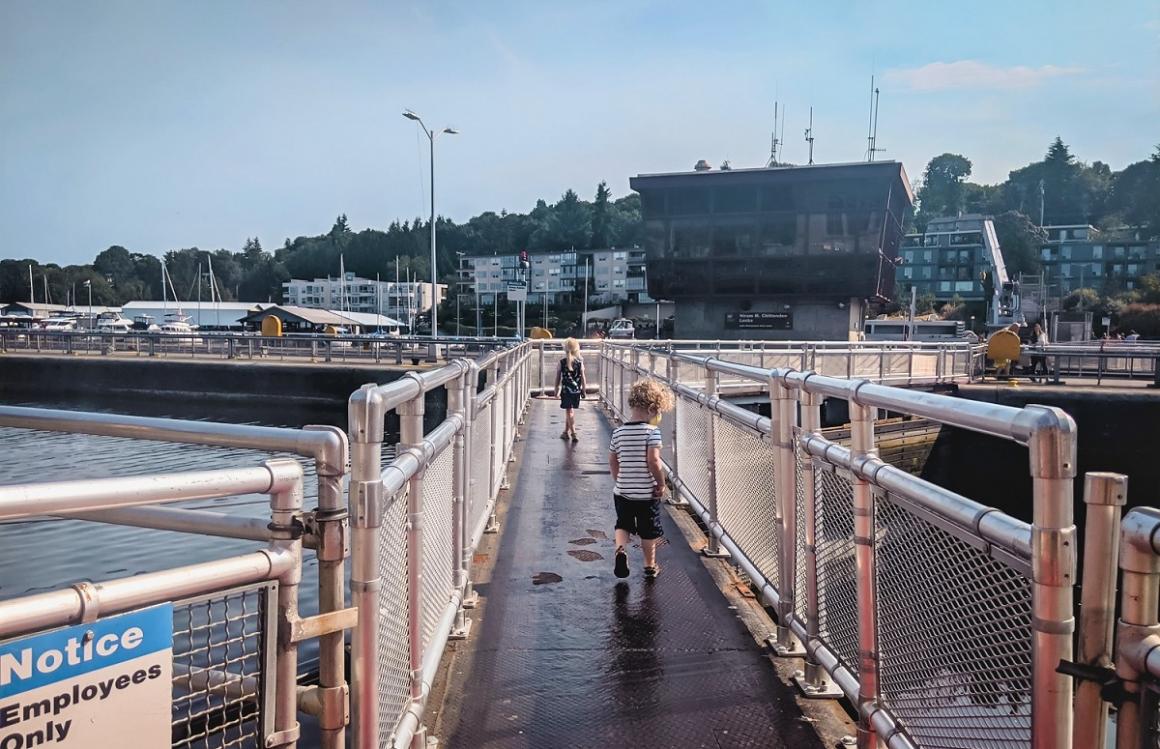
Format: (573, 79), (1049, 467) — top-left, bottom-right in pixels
(608, 378), (675, 580)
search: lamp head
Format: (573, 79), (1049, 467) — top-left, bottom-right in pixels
(402, 110), (420, 121)
(443, 127), (459, 135)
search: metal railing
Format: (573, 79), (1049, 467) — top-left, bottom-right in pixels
(346, 342), (533, 748)
(1037, 342), (1160, 384)
(0, 328), (510, 364)
(0, 410), (352, 749)
(600, 343), (1077, 749)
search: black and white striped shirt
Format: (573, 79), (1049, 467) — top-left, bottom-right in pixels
(609, 421), (662, 500)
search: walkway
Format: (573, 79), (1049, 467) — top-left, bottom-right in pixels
(434, 398), (827, 749)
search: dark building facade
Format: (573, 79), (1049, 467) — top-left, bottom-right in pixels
(630, 161), (913, 339)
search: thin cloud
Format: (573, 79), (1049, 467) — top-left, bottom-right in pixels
(885, 60), (1084, 92)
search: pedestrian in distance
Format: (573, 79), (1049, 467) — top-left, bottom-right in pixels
(1030, 322), (1050, 381)
(554, 337), (586, 442)
(608, 379), (675, 580)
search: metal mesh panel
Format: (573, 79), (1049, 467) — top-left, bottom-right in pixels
(171, 582), (274, 749)
(376, 490), (411, 741)
(876, 492), (1032, 748)
(675, 397), (710, 506)
(714, 416), (779, 584)
(468, 401), (493, 543)
(420, 444), (456, 651)
(813, 462), (860, 677)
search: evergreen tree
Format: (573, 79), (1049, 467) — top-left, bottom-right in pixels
(591, 181), (612, 249)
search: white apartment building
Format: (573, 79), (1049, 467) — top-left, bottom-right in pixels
(460, 248), (651, 305)
(283, 273), (446, 316)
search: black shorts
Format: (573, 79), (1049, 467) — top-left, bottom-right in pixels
(614, 495), (664, 540)
(560, 391), (581, 409)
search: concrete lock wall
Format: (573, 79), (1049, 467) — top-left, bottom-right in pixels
(674, 298), (864, 341)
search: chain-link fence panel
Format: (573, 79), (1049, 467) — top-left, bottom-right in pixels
(659, 399), (676, 469)
(813, 461), (860, 677)
(714, 416), (779, 585)
(376, 489), (411, 742)
(420, 444), (456, 652)
(875, 491), (1032, 748)
(675, 396), (710, 506)
(171, 582), (274, 749)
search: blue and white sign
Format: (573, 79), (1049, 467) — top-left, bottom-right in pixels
(0, 604), (172, 748)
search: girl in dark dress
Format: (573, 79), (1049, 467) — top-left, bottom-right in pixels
(554, 337), (585, 441)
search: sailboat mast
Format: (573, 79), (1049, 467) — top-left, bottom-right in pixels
(29, 265), (34, 304)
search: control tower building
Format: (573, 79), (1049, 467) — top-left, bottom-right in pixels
(630, 161), (914, 340)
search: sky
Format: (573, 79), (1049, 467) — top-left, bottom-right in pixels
(2, 0), (1157, 265)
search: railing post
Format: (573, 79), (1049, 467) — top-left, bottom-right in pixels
(348, 384), (385, 749)
(1115, 508), (1160, 749)
(849, 385), (878, 749)
(794, 384), (841, 697)
(665, 354), (680, 489)
(1027, 405), (1077, 749)
(449, 368), (473, 639)
(399, 385), (427, 749)
(538, 340), (546, 394)
(770, 372), (804, 656)
(702, 365), (728, 558)
(1075, 472), (1127, 749)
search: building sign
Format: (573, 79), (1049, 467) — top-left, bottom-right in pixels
(725, 311), (793, 330)
(507, 283), (528, 302)
(1, 604), (173, 748)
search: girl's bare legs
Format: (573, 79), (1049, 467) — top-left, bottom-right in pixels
(615, 528), (630, 550)
(565, 407), (575, 436)
(642, 538), (660, 568)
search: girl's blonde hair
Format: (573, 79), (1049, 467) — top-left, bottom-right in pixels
(564, 337), (581, 367)
(628, 379), (675, 414)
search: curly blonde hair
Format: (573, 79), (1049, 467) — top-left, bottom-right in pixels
(628, 379), (675, 414)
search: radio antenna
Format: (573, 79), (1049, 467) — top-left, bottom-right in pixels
(804, 106), (815, 165)
(869, 86), (883, 161)
(768, 101), (781, 166)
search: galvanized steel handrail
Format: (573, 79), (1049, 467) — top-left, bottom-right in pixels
(0, 409), (351, 749)
(599, 340), (1077, 749)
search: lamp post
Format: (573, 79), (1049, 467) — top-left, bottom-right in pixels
(403, 110), (457, 339)
(83, 279), (92, 326)
(455, 251), (465, 337)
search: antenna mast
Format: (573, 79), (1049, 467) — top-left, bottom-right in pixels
(869, 86), (883, 161)
(768, 101), (781, 166)
(804, 106), (815, 165)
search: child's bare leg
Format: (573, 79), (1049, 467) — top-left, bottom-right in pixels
(615, 529), (631, 550)
(642, 538), (660, 567)
(565, 408), (574, 434)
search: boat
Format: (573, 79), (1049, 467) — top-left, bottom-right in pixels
(95, 311), (133, 334)
(132, 315), (161, 332)
(41, 316), (78, 331)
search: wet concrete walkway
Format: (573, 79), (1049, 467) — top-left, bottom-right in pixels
(436, 398), (825, 749)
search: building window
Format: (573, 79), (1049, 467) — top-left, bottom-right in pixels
(1091, 263), (1102, 277)
(1092, 245), (1103, 259)
(1114, 246), (1126, 258)
(902, 267), (913, 279)
(1061, 246), (1072, 260)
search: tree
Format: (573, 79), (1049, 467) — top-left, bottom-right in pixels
(917, 154), (973, 222)
(93, 246), (135, 286)
(242, 237), (264, 270)
(547, 189), (591, 250)
(992, 211), (1045, 277)
(591, 181), (612, 249)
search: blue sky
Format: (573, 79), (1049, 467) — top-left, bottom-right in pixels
(2, 0), (1157, 265)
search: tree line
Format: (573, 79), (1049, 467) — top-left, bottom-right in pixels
(0, 181), (643, 307)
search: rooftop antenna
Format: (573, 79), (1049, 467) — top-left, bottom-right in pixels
(780, 105), (786, 163)
(804, 106), (815, 165)
(768, 101), (781, 166)
(869, 85), (883, 161)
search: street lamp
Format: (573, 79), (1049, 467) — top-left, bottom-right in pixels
(403, 109), (457, 339)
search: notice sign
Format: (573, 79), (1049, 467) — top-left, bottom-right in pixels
(0, 604), (172, 748)
(725, 311), (793, 330)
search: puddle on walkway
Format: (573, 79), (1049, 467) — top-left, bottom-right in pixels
(567, 549), (604, 562)
(531, 572), (563, 585)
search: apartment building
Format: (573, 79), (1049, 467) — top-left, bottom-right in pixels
(282, 273), (446, 315)
(899, 215), (1002, 302)
(1039, 225), (1160, 295)
(459, 248), (651, 306)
